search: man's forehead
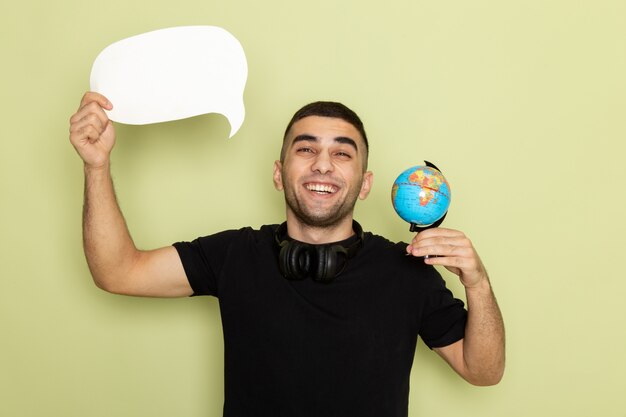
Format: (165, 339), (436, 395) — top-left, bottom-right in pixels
(287, 116), (364, 145)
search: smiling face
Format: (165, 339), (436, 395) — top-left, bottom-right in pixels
(273, 116), (373, 231)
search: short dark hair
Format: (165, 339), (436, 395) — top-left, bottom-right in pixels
(280, 101), (369, 168)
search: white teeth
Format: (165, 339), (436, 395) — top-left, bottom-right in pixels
(306, 184), (336, 193)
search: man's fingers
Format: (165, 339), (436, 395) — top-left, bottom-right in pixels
(410, 235), (472, 251)
(405, 228), (488, 287)
(415, 228), (465, 239)
(409, 242), (473, 258)
(71, 101), (110, 123)
(70, 117), (102, 144)
(409, 228), (465, 245)
(70, 115), (111, 146)
(78, 91), (113, 112)
(70, 112), (105, 134)
(70, 122), (101, 144)
(406, 231), (477, 264)
(424, 254), (466, 268)
(70, 102), (110, 130)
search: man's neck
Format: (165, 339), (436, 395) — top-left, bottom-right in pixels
(285, 214), (355, 244)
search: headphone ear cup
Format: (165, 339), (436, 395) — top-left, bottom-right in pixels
(278, 242), (291, 278)
(281, 241), (312, 280)
(313, 245), (329, 283)
(313, 245), (342, 283)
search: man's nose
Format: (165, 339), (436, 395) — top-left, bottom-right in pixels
(311, 151), (333, 174)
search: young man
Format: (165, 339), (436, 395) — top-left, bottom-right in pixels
(69, 92), (504, 417)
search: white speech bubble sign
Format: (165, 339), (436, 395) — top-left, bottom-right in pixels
(90, 26), (247, 138)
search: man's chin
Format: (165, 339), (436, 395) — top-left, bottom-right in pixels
(284, 193), (357, 228)
(293, 209), (352, 229)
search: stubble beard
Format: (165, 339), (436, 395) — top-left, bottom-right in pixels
(282, 174), (363, 229)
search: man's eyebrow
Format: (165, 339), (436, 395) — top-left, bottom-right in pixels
(292, 134), (318, 144)
(334, 136), (358, 152)
(292, 134), (359, 152)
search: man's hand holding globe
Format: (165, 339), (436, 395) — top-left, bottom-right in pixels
(392, 162), (489, 290)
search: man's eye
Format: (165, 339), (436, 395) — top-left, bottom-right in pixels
(297, 147), (314, 153)
(335, 151), (352, 158)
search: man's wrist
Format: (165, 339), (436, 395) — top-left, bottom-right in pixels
(464, 275), (492, 293)
(84, 161), (111, 174)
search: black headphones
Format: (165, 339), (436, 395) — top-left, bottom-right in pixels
(274, 221), (364, 283)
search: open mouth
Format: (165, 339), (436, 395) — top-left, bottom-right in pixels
(305, 183), (338, 195)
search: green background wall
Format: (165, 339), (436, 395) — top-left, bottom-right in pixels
(2, 0), (625, 416)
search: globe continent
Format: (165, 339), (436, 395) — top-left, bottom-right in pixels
(392, 165), (451, 226)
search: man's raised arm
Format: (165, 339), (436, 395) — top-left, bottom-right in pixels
(69, 92), (192, 297)
(407, 228), (505, 386)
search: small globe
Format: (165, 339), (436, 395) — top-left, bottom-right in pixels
(391, 164), (451, 229)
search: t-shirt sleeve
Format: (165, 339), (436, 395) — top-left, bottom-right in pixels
(418, 267), (468, 349)
(173, 229), (242, 297)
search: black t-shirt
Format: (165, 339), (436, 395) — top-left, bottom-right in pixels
(174, 225), (467, 417)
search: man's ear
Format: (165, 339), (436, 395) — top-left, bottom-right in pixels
(273, 160), (284, 191)
(359, 171), (374, 200)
